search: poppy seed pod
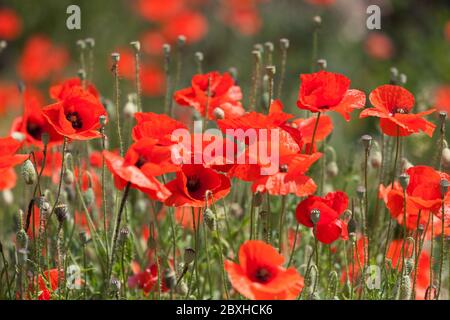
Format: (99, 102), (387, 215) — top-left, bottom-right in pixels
(356, 185), (366, 199)
(310, 209), (320, 225)
(280, 38), (290, 50)
(21, 159), (37, 185)
(326, 161), (339, 178)
(399, 173), (410, 190)
(130, 40), (140, 52)
(177, 35), (186, 47)
(203, 208), (216, 231)
(99, 115), (107, 127)
(361, 134), (372, 150)
(370, 150), (382, 168)
(401, 158), (413, 172)
(264, 42), (274, 53)
(347, 218), (357, 234)
(266, 65), (276, 77)
(317, 59), (327, 70)
(440, 179), (449, 197)
(77, 69), (86, 81)
(83, 187), (95, 206)
(76, 39), (86, 49)
(63, 168), (74, 185)
(111, 52), (120, 63)
(184, 248), (196, 265)
(441, 147), (450, 167)
(164, 269), (177, 291)
(85, 38), (95, 48)
(195, 51), (203, 63)
(55, 203), (68, 223)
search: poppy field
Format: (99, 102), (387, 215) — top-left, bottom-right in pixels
(1, 0), (450, 301)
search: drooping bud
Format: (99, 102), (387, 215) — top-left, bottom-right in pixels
(317, 59), (327, 70)
(370, 150), (382, 168)
(83, 187), (95, 207)
(203, 208), (216, 231)
(280, 38), (290, 50)
(326, 161), (339, 178)
(85, 38), (95, 48)
(63, 168), (74, 185)
(21, 159), (37, 185)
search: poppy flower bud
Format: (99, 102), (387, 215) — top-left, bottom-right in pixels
(399, 173), (409, 190)
(347, 218), (357, 234)
(441, 147), (450, 167)
(85, 38), (95, 48)
(400, 276), (411, 300)
(399, 73), (407, 85)
(63, 168), (74, 185)
(203, 208), (216, 231)
(184, 248), (196, 265)
(253, 192), (263, 207)
(280, 38), (290, 50)
(111, 52), (120, 63)
(440, 179), (449, 197)
(11, 131), (25, 142)
(79, 231), (90, 245)
(77, 69), (86, 81)
(21, 159), (37, 185)
(313, 15), (322, 27)
(195, 51), (203, 63)
(317, 59), (327, 70)
(164, 269), (177, 291)
(390, 67), (399, 84)
(264, 41), (274, 53)
(130, 40), (140, 52)
(55, 203), (68, 224)
(370, 150), (382, 168)
(37, 196), (50, 215)
(0, 40), (7, 52)
(326, 161), (339, 178)
(124, 96), (137, 118)
(356, 185), (366, 199)
(310, 209), (320, 225)
(99, 115), (107, 127)
(361, 134), (372, 150)
(213, 107), (225, 120)
(17, 248), (28, 266)
(3, 189), (13, 205)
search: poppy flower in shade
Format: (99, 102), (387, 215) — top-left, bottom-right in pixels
(135, 0), (185, 22)
(224, 240), (304, 300)
(17, 35), (69, 83)
(296, 191), (348, 244)
(382, 166), (449, 218)
(164, 164), (231, 207)
(0, 8), (22, 40)
(433, 85), (450, 114)
(162, 11), (208, 44)
(103, 138), (172, 201)
(0, 136), (28, 191)
(386, 239), (431, 300)
(297, 70), (366, 121)
(360, 85), (435, 137)
(49, 77), (99, 101)
(42, 86), (107, 140)
(364, 32), (395, 61)
(174, 71), (244, 120)
(10, 91), (63, 149)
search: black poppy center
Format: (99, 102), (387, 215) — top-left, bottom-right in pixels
(393, 107), (408, 114)
(254, 267), (271, 283)
(279, 164), (288, 173)
(66, 112), (83, 129)
(187, 176), (201, 193)
(135, 156), (146, 168)
(26, 122), (43, 140)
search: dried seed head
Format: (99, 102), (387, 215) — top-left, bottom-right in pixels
(85, 38), (95, 48)
(99, 115), (107, 127)
(195, 51), (204, 63)
(76, 39), (86, 49)
(130, 40), (141, 52)
(164, 269), (177, 290)
(203, 208), (216, 231)
(63, 168), (74, 185)
(177, 35), (187, 47)
(111, 52), (120, 63)
(326, 161), (339, 178)
(55, 203), (69, 224)
(440, 179), (449, 197)
(280, 38), (290, 50)
(347, 218), (357, 234)
(361, 134), (372, 150)
(184, 248), (196, 265)
(370, 150), (382, 168)
(213, 107), (225, 120)
(77, 69), (86, 81)
(313, 15), (322, 26)
(264, 42), (274, 53)
(310, 209), (321, 225)
(21, 159), (37, 185)
(317, 59), (327, 70)
(399, 173), (410, 190)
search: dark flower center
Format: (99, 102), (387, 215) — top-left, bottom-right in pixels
(26, 122), (43, 140)
(135, 156), (146, 168)
(254, 267), (271, 283)
(279, 164), (288, 173)
(66, 112), (83, 129)
(393, 107), (408, 114)
(187, 176), (201, 193)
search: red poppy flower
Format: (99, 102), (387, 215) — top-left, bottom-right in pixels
(132, 112), (188, 144)
(0, 8), (22, 40)
(10, 91), (63, 149)
(140, 64), (165, 96)
(252, 172), (317, 197)
(0, 136), (28, 191)
(36, 269), (59, 300)
(291, 114), (333, 153)
(50, 78), (99, 101)
(297, 70), (366, 121)
(103, 138), (172, 201)
(174, 206), (203, 230)
(175, 71), (244, 120)
(296, 191), (348, 244)
(364, 32), (395, 60)
(360, 85), (435, 137)
(17, 35), (69, 83)
(219, 0), (263, 36)
(162, 10), (208, 44)
(0, 81), (20, 115)
(135, 0), (185, 22)
(164, 164), (231, 207)
(433, 85), (450, 114)
(224, 240), (304, 300)
(140, 31), (166, 56)
(42, 86), (107, 140)
(128, 260), (169, 295)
